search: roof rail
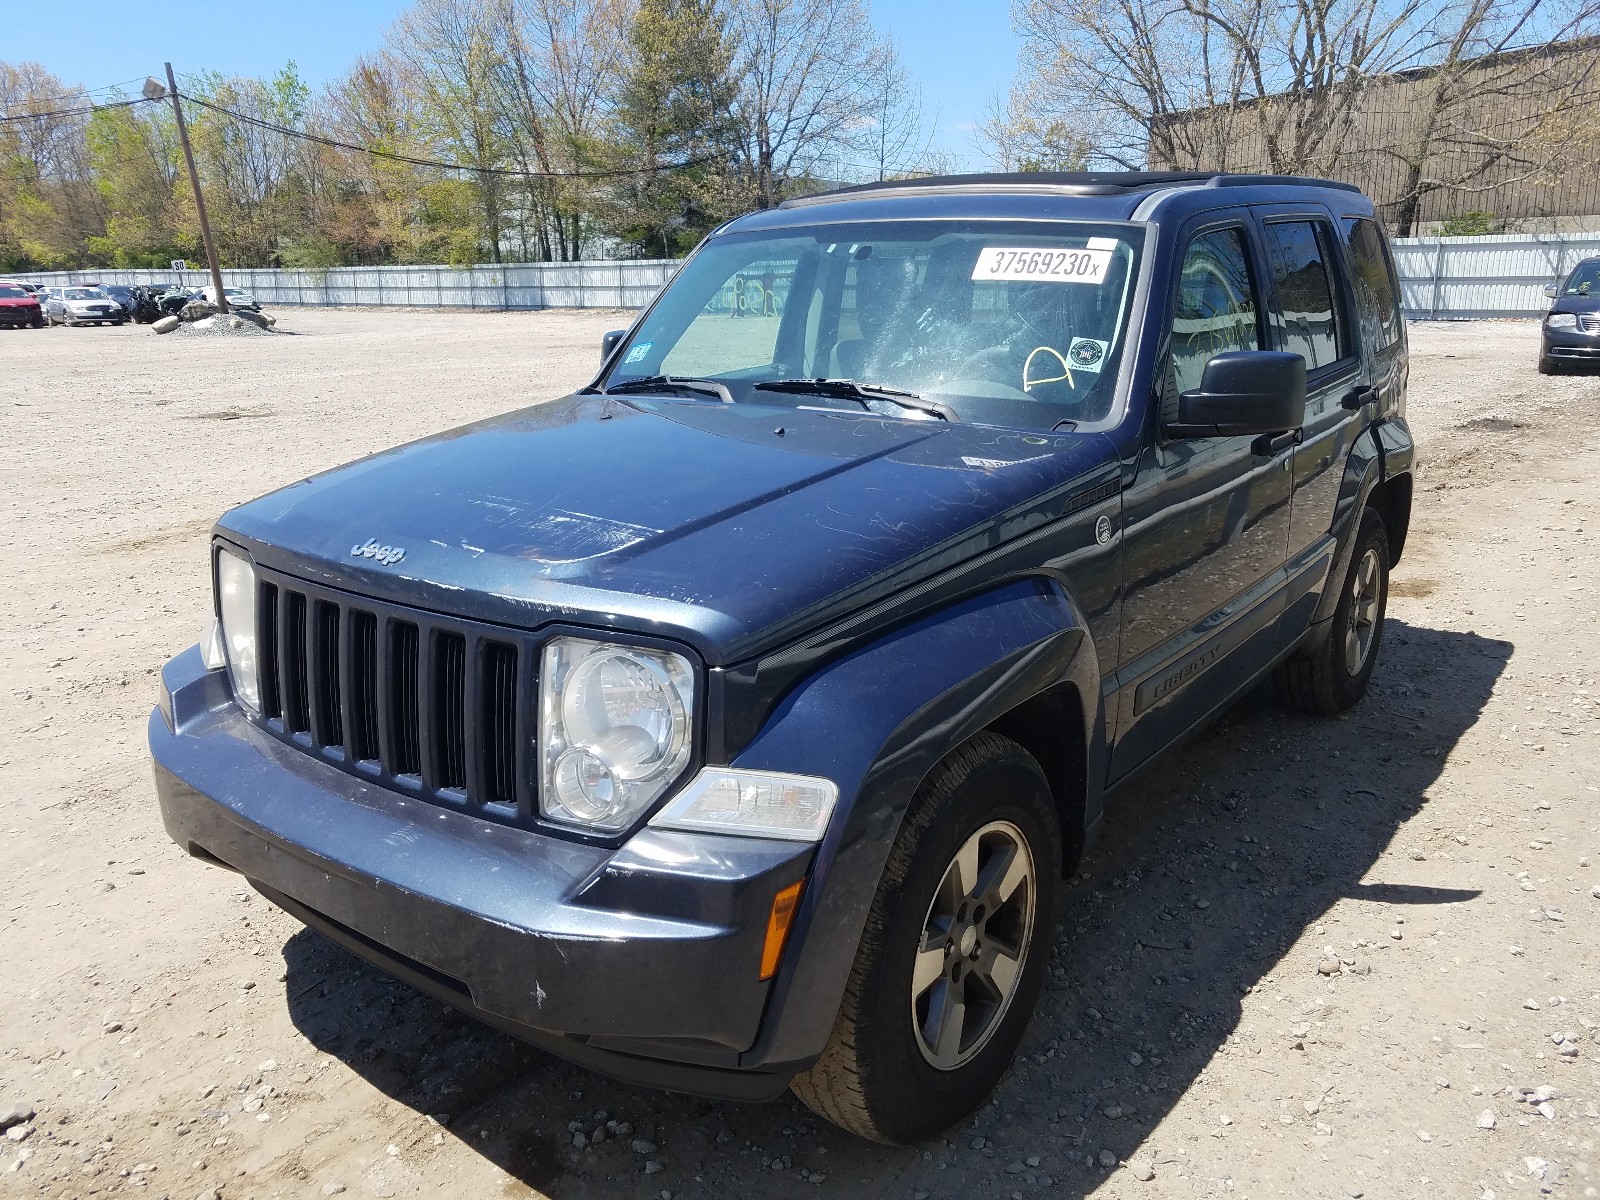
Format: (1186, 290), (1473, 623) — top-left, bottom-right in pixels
(779, 170), (1360, 208)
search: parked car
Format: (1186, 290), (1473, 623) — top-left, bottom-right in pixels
(199, 285), (262, 313)
(1538, 256), (1600, 373)
(0, 282), (45, 328)
(45, 285), (124, 326)
(99, 283), (139, 318)
(150, 171), (1414, 1145)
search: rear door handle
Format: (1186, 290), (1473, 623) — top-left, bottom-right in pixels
(1341, 386), (1378, 410)
(1251, 428), (1303, 457)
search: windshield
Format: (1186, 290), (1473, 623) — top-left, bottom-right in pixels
(603, 219), (1144, 429)
(0, 286), (27, 299)
(1563, 261), (1600, 295)
(64, 288), (103, 300)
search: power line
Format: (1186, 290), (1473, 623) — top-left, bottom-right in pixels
(0, 77), (151, 113)
(0, 96), (158, 124)
(177, 91), (732, 181)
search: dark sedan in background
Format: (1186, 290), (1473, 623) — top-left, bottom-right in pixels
(1540, 256), (1600, 373)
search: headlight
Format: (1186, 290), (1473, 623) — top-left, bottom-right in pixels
(539, 637), (695, 832)
(215, 548), (261, 710)
(650, 768), (838, 841)
(1547, 312), (1578, 329)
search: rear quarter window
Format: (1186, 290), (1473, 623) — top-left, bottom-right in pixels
(1344, 218), (1404, 351)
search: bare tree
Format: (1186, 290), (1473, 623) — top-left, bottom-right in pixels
(996, 0), (1600, 232)
(857, 35), (933, 180)
(728, 0), (889, 206)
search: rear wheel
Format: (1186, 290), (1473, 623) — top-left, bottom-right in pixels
(791, 732), (1059, 1144)
(1275, 507), (1390, 714)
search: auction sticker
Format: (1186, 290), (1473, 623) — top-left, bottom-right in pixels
(1068, 336), (1110, 372)
(972, 247), (1113, 283)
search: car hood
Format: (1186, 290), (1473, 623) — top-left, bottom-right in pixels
(1551, 293), (1600, 314)
(0, 296), (37, 306)
(219, 394), (1118, 664)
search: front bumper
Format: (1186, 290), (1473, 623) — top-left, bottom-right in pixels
(1542, 326), (1600, 360)
(150, 647), (814, 1100)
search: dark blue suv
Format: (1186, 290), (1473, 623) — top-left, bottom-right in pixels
(150, 172), (1414, 1144)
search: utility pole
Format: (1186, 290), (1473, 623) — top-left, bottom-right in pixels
(161, 63), (228, 315)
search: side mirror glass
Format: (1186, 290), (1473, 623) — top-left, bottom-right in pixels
(1167, 350), (1306, 439)
(601, 329), (626, 362)
(1544, 284), (1559, 300)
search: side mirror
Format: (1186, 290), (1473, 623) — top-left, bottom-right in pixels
(1544, 284), (1559, 300)
(1166, 350), (1306, 439)
(601, 329), (626, 362)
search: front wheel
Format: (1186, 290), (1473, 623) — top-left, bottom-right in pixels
(791, 732), (1059, 1144)
(1275, 507), (1390, 714)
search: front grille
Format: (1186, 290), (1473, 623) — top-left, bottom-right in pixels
(255, 569), (532, 819)
(1579, 313), (1600, 333)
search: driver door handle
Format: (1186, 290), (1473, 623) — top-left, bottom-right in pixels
(1341, 386), (1378, 410)
(1251, 428), (1302, 457)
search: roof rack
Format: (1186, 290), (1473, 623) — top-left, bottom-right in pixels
(779, 170), (1361, 208)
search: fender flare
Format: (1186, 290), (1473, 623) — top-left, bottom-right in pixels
(1312, 417), (1411, 625)
(729, 577), (1099, 1070)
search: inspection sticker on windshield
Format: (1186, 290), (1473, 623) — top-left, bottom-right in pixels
(972, 247), (1113, 284)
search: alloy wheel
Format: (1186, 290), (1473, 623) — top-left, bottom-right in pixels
(1344, 547), (1382, 675)
(911, 820), (1036, 1071)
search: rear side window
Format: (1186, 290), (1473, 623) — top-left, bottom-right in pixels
(1170, 228), (1262, 399)
(1344, 218), (1403, 350)
(1263, 220), (1346, 370)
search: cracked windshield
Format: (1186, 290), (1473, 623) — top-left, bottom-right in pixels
(605, 220), (1144, 430)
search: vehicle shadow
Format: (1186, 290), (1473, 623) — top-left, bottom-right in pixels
(280, 618), (1509, 1197)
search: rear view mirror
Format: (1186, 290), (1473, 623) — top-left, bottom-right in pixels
(1544, 284), (1559, 300)
(1166, 350), (1306, 439)
(602, 329), (626, 362)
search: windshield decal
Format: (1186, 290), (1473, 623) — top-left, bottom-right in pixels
(1067, 337), (1110, 372)
(971, 247), (1113, 284)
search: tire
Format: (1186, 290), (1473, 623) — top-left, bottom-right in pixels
(791, 732), (1060, 1144)
(1274, 507), (1390, 715)
(1538, 354), (1560, 374)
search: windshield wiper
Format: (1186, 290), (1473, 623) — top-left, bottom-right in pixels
(605, 375), (733, 404)
(753, 378), (957, 422)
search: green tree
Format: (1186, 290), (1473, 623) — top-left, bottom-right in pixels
(84, 103), (190, 267)
(609, 0), (742, 256)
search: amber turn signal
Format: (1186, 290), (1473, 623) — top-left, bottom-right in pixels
(759, 880), (805, 980)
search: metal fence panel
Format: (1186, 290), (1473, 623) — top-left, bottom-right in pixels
(17, 240), (1594, 319)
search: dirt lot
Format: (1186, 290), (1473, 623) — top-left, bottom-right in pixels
(1, 310), (1596, 1200)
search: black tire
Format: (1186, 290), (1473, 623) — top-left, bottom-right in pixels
(1274, 507), (1390, 715)
(1538, 354), (1559, 374)
(791, 732), (1060, 1144)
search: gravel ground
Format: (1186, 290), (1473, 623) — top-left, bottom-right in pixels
(0, 310), (1596, 1200)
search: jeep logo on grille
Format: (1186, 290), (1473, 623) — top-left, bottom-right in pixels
(351, 538), (406, 566)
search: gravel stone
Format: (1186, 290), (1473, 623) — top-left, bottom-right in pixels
(1476, 1109), (1496, 1129)
(1128, 1158), (1155, 1181)
(0, 1105), (33, 1133)
(1098, 1149), (1117, 1167)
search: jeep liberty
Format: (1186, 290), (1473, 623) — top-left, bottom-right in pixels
(150, 171), (1414, 1144)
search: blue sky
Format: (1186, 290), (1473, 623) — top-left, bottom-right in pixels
(3, 1), (1017, 169)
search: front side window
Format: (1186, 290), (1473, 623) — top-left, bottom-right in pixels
(608, 219), (1145, 430)
(1263, 220), (1346, 370)
(1169, 227), (1262, 399)
(1344, 218), (1403, 350)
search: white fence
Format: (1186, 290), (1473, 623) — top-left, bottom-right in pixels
(1390, 231), (1600, 319)
(17, 260), (680, 311)
(19, 232), (1600, 319)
